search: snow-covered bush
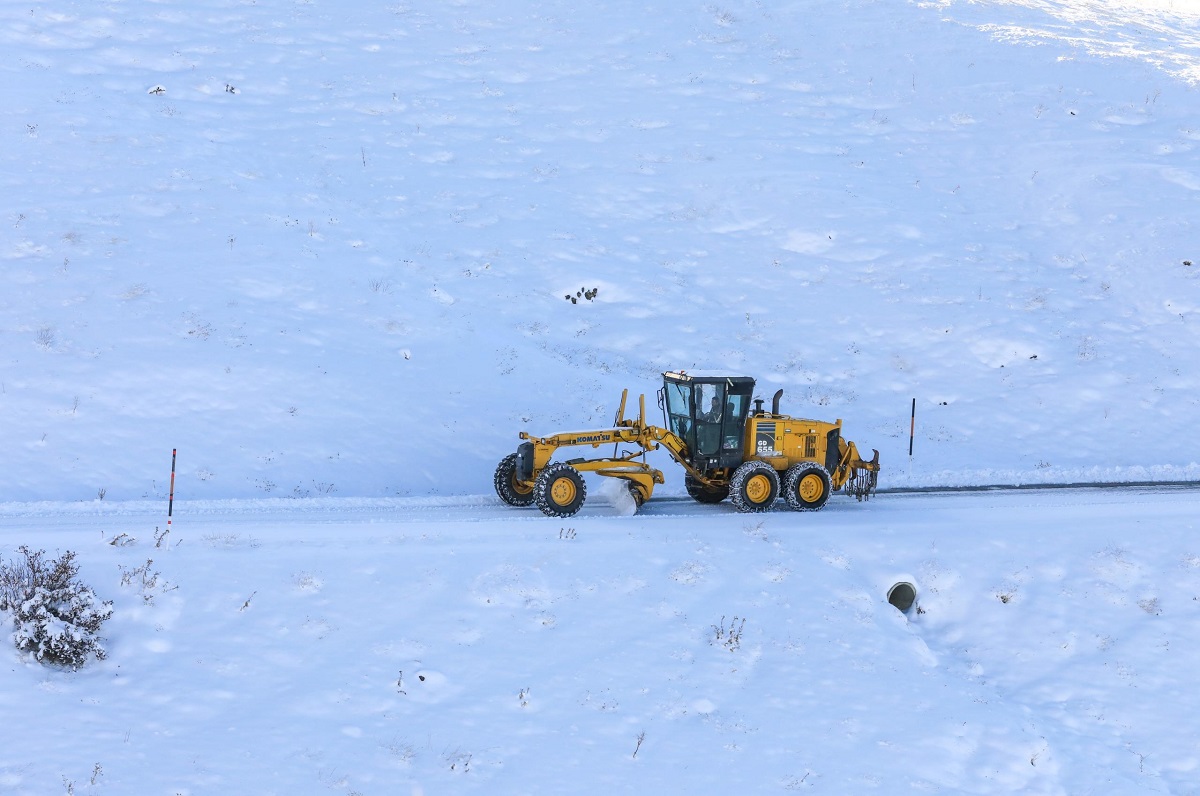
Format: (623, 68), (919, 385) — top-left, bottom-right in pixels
(0, 547), (112, 670)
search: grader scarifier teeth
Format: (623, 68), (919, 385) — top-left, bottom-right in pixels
(846, 449), (881, 502)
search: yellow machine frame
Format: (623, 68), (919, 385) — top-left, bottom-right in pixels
(498, 378), (880, 517)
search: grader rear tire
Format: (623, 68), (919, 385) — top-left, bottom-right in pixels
(534, 462), (587, 517)
(730, 460), (780, 513)
(784, 463), (832, 511)
(494, 453), (535, 506)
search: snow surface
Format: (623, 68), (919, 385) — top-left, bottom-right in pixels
(3, 0), (1199, 500)
(4, 488), (1200, 793)
(4, 0), (1200, 792)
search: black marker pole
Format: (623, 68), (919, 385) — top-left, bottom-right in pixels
(908, 399), (916, 457)
(167, 448), (177, 531)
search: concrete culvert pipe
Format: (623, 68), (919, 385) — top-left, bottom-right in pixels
(887, 581), (917, 613)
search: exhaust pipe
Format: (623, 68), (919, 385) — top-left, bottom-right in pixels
(771, 389), (783, 415)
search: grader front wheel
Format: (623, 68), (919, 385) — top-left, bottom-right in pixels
(494, 453), (535, 506)
(534, 462), (587, 517)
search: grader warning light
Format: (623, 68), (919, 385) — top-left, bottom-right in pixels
(494, 372), (879, 517)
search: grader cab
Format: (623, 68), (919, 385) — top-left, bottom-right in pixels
(494, 372), (879, 517)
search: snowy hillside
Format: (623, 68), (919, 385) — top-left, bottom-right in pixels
(5, 3), (1200, 794)
(3, 0), (1199, 501)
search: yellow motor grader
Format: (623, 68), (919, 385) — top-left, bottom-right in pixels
(494, 371), (879, 517)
